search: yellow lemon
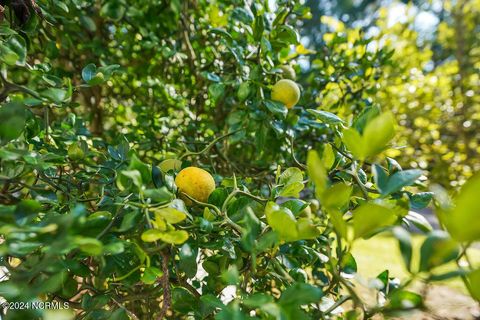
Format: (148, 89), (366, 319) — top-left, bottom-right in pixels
(271, 79), (300, 109)
(175, 167), (215, 204)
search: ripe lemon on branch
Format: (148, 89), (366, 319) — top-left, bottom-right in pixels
(175, 167), (215, 204)
(271, 79), (301, 109)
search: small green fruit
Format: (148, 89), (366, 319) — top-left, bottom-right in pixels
(280, 65), (296, 80)
(68, 142), (85, 160)
(237, 82), (251, 101)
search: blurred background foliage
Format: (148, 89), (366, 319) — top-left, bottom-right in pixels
(303, 0), (479, 189)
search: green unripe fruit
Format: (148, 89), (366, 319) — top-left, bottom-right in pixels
(159, 158), (182, 172)
(237, 82), (251, 101)
(68, 142), (85, 160)
(280, 65), (296, 80)
(310, 199), (320, 212)
(299, 205), (312, 218)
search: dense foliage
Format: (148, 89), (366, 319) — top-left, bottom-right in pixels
(0, 1), (478, 319)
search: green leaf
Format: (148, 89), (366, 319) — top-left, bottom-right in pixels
(279, 283), (322, 306)
(209, 28), (233, 42)
(82, 63), (97, 82)
(340, 252), (357, 274)
(87, 211), (112, 222)
(467, 269), (480, 301)
(143, 187), (173, 203)
(231, 7), (254, 24)
(179, 243), (198, 279)
(322, 183), (352, 210)
(342, 128), (364, 160)
(80, 15), (97, 32)
(116, 211), (141, 232)
(103, 241), (124, 255)
(353, 105), (380, 133)
(55, 1), (69, 12)
(237, 82), (251, 101)
(253, 15), (264, 41)
(0, 102), (27, 144)
(141, 229), (189, 244)
(0, 43), (20, 65)
(409, 192), (433, 210)
(307, 109), (344, 124)
(153, 207), (186, 224)
(208, 83), (225, 103)
(100, 1), (126, 21)
(403, 211), (432, 232)
(14, 199), (42, 224)
(296, 218), (321, 239)
(141, 267), (163, 285)
(279, 181), (304, 197)
(243, 293), (274, 308)
(429, 269), (468, 282)
(362, 112), (396, 157)
(281, 199), (308, 216)
(129, 153), (152, 185)
(172, 287), (197, 313)
(117, 170), (142, 190)
(445, 173), (480, 242)
(419, 231), (459, 272)
(74, 237), (103, 256)
(322, 144), (336, 169)
(6, 35), (27, 66)
(327, 208), (347, 238)
(40, 88), (69, 104)
(221, 265), (239, 285)
(141, 229), (163, 242)
(0, 26), (17, 35)
(307, 150), (327, 199)
(372, 164), (389, 192)
(388, 290), (422, 310)
(200, 294), (224, 316)
(265, 100), (288, 118)
(353, 203), (397, 239)
(274, 25), (300, 45)
(279, 167), (303, 186)
(381, 169), (422, 195)
(265, 202), (298, 241)
(392, 227), (413, 271)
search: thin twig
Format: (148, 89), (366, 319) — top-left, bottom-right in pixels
(157, 251), (171, 320)
(111, 298), (140, 320)
(179, 129), (243, 161)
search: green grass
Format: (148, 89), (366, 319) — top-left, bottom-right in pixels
(351, 234), (480, 294)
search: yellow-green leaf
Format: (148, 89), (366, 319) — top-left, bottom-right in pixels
(445, 173), (480, 242)
(265, 202), (298, 241)
(323, 183), (352, 210)
(153, 207), (186, 224)
(468, 269), (480, 301)
(322, 144), (335, 169)
(362, 112), (396, 158)
(307, 150), (327, 198)
(342, 128), (365, 160)
(353, 203), (397, 239)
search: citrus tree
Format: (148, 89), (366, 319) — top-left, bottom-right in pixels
(0, 1), (479, 320)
